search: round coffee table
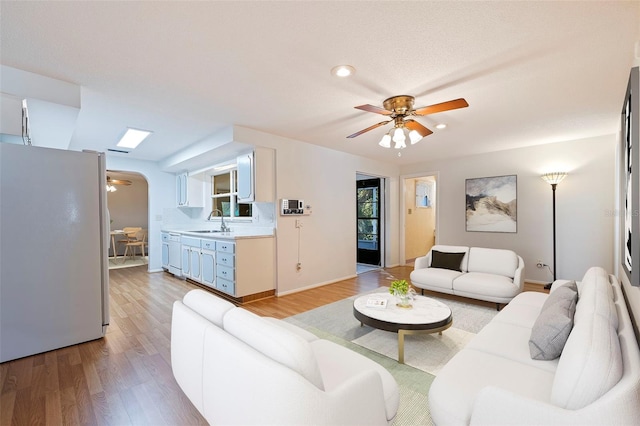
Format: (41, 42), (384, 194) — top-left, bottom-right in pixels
(353, 292), (453, 363)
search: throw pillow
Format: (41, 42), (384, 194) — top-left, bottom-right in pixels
(430, 250), (466, 272)
(529, 282), (578, 360)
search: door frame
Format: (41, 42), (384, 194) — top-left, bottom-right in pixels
(400, 171), (440, 265)
(356, 172), (387, 268)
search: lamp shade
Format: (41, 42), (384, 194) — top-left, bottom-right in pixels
(379, 133), (391, 148)
(541, 172), (567, 185)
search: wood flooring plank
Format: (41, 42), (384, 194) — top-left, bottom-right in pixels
(0, 390), (16, 425)
(44, 390), (63, 426)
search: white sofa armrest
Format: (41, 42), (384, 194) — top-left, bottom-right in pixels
(512, 256), (525, 292)
(414, 254), (430, 270)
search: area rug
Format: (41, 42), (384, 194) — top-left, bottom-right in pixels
(284, 288), (498, 425)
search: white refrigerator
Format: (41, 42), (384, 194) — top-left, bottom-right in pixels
(0, 143), (110, 363)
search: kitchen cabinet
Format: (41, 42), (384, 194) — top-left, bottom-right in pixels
(176, 172), (205, 208)
(201, 247), (216, 288)
(161, 232), (170, 269)
(181, 236), (201, 281)
(236, 147), (275, 203)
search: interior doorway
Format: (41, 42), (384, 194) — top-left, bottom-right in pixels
(356, 174), (384, 274)
(404, 175), (437, 265)
(106, 170), (149, 269)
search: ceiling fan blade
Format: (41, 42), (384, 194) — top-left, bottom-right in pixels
(405, 119), (433, 137)
(413, 98), (469, 116)
(346, 120), (391, 138)
(354, 104), (393, 115)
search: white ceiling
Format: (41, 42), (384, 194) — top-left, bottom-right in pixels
(1, 1), (639, 165)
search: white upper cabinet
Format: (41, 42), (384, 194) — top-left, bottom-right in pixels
(236, 147), (275, 203)
(176, 172), (205, 208)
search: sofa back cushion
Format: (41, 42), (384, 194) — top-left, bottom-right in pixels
(551, 315), (622, 409)
(429, 245), (469, 272)
(574, 267), (618, 330)
(467, 247), (518, 278)
(223, 307), (325, 390)
(550, 267), (622, 409)
(183, 289), (235, 328)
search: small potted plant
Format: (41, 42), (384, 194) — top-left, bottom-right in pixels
(389, 279), (414, 308)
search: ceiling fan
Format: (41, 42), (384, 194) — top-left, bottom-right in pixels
(347, 95), (469, 149)
(107, 176), (132, 186)
(106, 175), (131, 192)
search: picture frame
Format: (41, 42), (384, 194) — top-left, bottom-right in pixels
(621, 66), (639, 286)
(465, 175), (517, 233)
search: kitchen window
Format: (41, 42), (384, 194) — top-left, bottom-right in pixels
(210, 170), (252, 218)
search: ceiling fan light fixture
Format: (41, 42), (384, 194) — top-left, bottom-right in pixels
(391, 127), (405, 144)
(379, 133), (391, 148)
(331, 65), (355, 78)
(394, 138), (406, 150)
(409, 129), (423, 144)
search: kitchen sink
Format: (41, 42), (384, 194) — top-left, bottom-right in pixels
(189, 230), (224, 233)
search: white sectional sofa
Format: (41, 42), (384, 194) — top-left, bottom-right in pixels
(428, 266), (640, 425)
(410, 245), (525, 308)
(171, 289), (399, 425)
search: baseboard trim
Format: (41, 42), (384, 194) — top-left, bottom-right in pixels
(276, 274), (358, 297)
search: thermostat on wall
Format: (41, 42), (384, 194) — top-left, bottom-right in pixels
(281, 199), (304, 215)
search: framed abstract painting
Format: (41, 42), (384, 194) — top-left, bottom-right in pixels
(465, 175), (517, 233)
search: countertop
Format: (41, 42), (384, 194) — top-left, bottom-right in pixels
(162, 227), (274, 240)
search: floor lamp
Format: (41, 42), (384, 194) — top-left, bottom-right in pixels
(541, 172), (567, 289)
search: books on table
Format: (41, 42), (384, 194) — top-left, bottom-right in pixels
(366, 297), (387, 309)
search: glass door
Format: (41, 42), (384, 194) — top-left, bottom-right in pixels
(357, 178), (381, 265)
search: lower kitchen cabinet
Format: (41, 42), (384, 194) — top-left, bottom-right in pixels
(201, 248), (215, 287)
(176, 234), (275, 300)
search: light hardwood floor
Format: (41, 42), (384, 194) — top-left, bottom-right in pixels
(0, 265), (546, 425)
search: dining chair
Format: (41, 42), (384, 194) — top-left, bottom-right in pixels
(123, 229), (148, 262)
(117, 226), (142, 263)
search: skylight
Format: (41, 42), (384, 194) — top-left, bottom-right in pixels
(117, 128), (152, 149)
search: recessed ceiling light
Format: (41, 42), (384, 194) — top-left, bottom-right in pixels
(435, 123), (447, 130)
(117, 128), (152, 149)
(331, 65), (356, 78)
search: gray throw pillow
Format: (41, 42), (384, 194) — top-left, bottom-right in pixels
(430, 250), (466, 272)
(529, 282), (578, 360)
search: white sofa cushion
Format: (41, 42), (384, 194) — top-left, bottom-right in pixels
(429, 348), (555, 425)
(262, 317), (319, 342)
(223, 308), (325, 390)
(551, 314), (623, 409)
(310, 339), (399, 422)
(410, 267), (463, 290)
(467, 321), (559, 373)
(467, 247), (518, 278)
(574, 271), (618, 331)
(453, 272), (518, 299)
(183, 289), (235, 327)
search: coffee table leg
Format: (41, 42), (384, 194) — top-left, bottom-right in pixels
(398, 330), (406, 364)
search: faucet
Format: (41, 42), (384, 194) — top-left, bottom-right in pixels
(208, 209), (230, 232)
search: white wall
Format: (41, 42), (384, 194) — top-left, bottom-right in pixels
(233, 126), (401, 295)
(401, 134), (616, 283)
(105, 156), (175, 272)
